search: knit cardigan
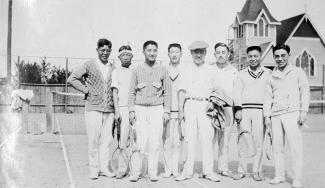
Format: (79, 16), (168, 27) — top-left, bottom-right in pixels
(67, 59), (115, 112)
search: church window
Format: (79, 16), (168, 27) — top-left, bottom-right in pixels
(295, 50), (316, 76)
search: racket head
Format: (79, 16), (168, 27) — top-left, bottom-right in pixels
(110, 148), (129, 176)
(264, 130), (273, 160)
(238, 131), (257, 158)
(129, 150), (148, 179)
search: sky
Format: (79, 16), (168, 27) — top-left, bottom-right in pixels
(1, 0), (325, 69)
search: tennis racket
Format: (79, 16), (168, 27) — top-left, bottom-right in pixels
(128, 124), (148, 179)
(110, 119), (129, 178)
(237, 123), (257, 158)
(264, 127), (273, 161)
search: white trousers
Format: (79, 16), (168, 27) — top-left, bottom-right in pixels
(85, 110), (114, 174)
(182, 100), (215, 176)
(237, 108), (264, 173)
(215, 106), (233, 172)
(271, 111), (303, 181)
(119, 106), (130, 149)
(132, 105), (164, 176)
(163, 117), (181, 175)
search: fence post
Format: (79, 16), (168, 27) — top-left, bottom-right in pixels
(45, 87), (53, 133)
(65, 57), (69, 113)
(17, 56), (20, 88)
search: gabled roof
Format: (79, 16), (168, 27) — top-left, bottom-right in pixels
(276, 14), (305, 44)
(276, 13), (325, 45)
(237, 0), (280, 24)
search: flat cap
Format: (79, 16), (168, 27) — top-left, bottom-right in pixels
(188, 41), (209, 50)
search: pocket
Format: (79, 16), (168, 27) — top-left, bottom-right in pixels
(152, 82), (162, 89)
(88, 94), (103, 104)
(137, 82), (146, 90)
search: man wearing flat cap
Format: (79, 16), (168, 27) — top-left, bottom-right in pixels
(176, 41), (220, 182)
(233, 45), (271, 181)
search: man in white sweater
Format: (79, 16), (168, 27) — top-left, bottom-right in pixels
(233, 46), (271, 181)
(264, 44), (309, 188)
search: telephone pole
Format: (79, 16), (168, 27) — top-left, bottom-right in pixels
(7, 0), (13, 79)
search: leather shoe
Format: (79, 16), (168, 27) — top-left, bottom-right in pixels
(128, 175), (139, 182)
(233, 172), (246, 180)
(89, 172), (98, 180)
(220, 171), (232, 177)
(292, 180), (303, 188)
(149, 174), (159, 182)
(175, 174), (192, 181)
(252, 172), (265, 181)
(203, 174), (221, 182)
(269, 176), (285, 184)
(100, 171), (115, 178)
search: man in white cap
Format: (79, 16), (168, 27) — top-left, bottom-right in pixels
(111, 44), (134, 178)
(176, 41), (220, 182)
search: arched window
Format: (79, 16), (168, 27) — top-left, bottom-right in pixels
(265, 24), (269, 37)
(295, 50), (316, 76)
(254, 24), (257, 36)
(259, 19), (264, 36)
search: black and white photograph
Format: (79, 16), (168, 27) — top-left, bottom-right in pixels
(1, 0), (325, 187)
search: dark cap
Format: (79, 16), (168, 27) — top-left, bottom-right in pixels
(246, 46), (262, 54)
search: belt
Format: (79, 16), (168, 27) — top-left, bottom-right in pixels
(186, 97), (209, 101)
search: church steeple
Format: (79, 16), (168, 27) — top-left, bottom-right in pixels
(236, 0), (280, 25)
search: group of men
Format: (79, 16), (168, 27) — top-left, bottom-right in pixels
(68, 38), (309, 188)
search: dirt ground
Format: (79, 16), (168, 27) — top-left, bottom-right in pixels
(1, 114), (325, 188)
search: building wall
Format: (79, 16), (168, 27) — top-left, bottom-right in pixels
(288, 37), (325, 86)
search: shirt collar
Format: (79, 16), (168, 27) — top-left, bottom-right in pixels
(272, 64), (294, 79)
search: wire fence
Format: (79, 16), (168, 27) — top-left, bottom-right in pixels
(0, 54), (325, 113)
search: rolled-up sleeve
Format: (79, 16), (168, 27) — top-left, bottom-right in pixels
(298, 69), (310, 112)
(67, 62), (89, 94)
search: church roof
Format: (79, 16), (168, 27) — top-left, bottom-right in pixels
(276, 13), (325, 45)
(237, 0), (280, 24)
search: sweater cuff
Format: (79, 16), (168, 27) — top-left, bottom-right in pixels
(128, 106), (135, 113)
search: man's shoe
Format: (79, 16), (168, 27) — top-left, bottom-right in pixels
(116, 171), (126, 179)
(175, 174), (191, 181)
(204, 174), (221, 182)
(220, 171), (232, 177)
(128, 175), (139, 182)
(269, 176), (285, 185)
(149, 174), (159, 182)
(89, 172), (98, 180)
(100, 171), (115, 178)
(292, 180), (303, 188)
(252, 172), (265, 181)
(233, 172), (246, 180)
(162, 171), (172, 178)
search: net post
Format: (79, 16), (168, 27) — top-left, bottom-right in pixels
(45, 87), (53, 133)
(65, 58), (69, 113)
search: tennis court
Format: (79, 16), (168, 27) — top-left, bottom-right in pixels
(1, 110), (325, 188)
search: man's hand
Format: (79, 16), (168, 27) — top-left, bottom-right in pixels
(264, 117), (272, 130)
(163, 112), (170, 124)
(298, 111), (307, 126)
(129, 111), (136, 125)
(114, 110), (122, 122)
(179, 110), (185, 120)
(234, 110), (242, 124)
